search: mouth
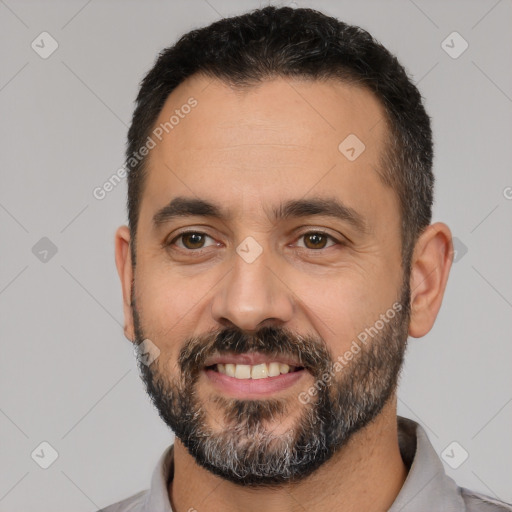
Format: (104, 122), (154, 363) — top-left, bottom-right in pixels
(205, 362), (305, 379)
(203, 361), (308, 397)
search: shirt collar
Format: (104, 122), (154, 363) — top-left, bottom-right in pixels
(143, 415), (465, 512)
(389, 416), (465, 511)
(142, 444), (174, 512)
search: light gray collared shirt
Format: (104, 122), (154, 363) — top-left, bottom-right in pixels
(98, 416), (512, 512)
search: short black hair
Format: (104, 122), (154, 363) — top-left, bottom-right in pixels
(126, 6), (433, 270)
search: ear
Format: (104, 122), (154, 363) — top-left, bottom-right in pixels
(408, 222), (453, 338)
(114, 225), (135, 342)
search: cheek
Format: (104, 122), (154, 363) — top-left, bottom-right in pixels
(292, 277), (364, 351)
(133, 267), (206, 357)
(296, 272), (396, 358)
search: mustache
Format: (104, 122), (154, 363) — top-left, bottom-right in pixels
(178, 325), (332, 377)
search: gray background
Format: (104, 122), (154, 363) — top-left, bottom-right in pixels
(1, 0), (511, 510)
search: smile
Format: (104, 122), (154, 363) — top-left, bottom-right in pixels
(206, 362), (303, 379)
(203, 364), (307, 397)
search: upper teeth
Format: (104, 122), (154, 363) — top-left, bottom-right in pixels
(215, 362), (296, 379)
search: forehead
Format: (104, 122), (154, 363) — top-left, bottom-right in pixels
(139, 73), (397, 234)
(151, 73), (386, 157)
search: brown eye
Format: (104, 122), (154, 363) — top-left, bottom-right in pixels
(169, 231), (216, 250)
(297, 232), (338, 250)
(181, 233), (206, 249)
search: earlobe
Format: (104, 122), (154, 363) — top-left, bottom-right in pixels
(114, 225), (135, 342)
(408, 222), (453, 338)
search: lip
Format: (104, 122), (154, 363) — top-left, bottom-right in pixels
(203, 352), (304, 368)
(204, 367), (307, 397)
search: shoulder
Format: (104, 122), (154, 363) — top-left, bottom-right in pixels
(461, 487), (512, 512)
(97, 489), (148, 512)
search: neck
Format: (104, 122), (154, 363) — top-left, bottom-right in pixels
(168, 398), (408, 512)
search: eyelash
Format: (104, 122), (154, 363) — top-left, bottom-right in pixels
(165, 230), (342, 253)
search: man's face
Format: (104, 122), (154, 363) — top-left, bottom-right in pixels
(129, 75), (410, 485)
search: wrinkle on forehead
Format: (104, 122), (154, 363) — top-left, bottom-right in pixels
(152, 74), (387, 155)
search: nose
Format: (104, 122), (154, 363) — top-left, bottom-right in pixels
(210, 247), (294, 332)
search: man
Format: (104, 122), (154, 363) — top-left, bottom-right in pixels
(101, 6), (511, 512)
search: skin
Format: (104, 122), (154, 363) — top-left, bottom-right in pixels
(115, 74), (453, 512)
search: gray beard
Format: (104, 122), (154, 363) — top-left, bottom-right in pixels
(132, 278), (410, 487)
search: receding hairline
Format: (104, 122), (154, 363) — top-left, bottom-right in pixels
(137, 70), (397, 197)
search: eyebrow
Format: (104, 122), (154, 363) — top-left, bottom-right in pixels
(152, 196), (370, 235)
